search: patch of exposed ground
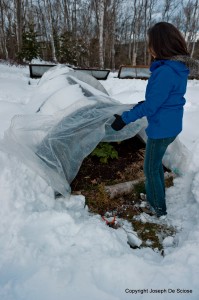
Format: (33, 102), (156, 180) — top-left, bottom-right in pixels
(71, 136), (176, 254)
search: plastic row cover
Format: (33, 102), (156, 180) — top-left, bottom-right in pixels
(3, 95), (147, 197)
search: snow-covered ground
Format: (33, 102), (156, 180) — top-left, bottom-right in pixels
(0, 62), (199, 300)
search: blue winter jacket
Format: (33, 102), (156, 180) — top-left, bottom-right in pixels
(121, 59), (189, 138)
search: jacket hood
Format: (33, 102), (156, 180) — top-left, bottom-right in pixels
(170, 55), (199, 77)
(150, 55), (199, 78)
(150, 57), (188, 75)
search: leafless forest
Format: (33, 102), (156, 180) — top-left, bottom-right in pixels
(0, 0), (198, 68)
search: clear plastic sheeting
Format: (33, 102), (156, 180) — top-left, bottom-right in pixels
(162, 137), (191, 176)
(26, 65), (109, 114)
(39, 65), (109, 95)
(3, 96), (146, 197)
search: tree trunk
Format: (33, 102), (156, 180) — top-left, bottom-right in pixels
(98, 0), (104, 68)
(110, 0), (118, 70)
(62, 0), (71, 31)
(43, 0), (57, 62)
(0, 0), (9, 59)
(15, 0), (23, 53)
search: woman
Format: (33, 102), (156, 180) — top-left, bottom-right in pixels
(111, 22), (190, 218)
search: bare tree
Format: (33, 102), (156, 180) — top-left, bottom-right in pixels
(60, 0), (71, 31)
(37, 0), (58, 62)
(103, 0), (122, 69)
(0, 0), (9, 59)
(128, 0), (145, 66)
(15, 0), (23, 52)
(182, 0), (199, 57)
(98, 0), (105, 68)
(143, 0), (157, 65)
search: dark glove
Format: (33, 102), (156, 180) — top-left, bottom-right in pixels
(111, 114), (126, 131)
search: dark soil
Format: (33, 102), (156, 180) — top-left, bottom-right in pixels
(71, 135), (145, 191)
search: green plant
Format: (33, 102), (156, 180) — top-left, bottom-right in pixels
(91, 143), (118, 164)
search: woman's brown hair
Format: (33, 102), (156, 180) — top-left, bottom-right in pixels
(148, 22), (189, 59)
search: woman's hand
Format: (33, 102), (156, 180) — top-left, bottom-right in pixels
(111, 114), (126, 131)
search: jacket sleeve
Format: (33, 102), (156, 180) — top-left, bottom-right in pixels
(121, 66), (174, 124)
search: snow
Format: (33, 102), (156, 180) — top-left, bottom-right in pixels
(0, 63), (199, 299)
